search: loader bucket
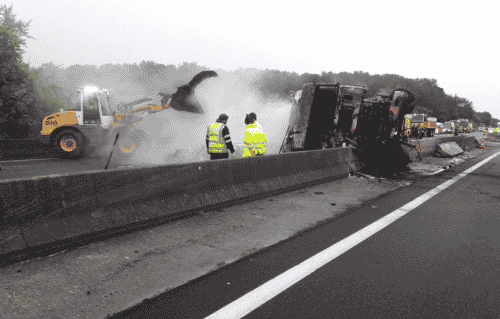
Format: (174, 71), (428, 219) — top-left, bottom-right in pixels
(168, 70), (218, 114)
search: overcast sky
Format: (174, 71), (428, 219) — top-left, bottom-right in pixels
(9, 0), (500, 121)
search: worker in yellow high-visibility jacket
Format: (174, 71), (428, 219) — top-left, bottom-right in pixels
(242, 113), (267, 157)
(206, 113), (235, 160)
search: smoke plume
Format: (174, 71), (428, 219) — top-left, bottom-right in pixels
(110, 71), (291, 166)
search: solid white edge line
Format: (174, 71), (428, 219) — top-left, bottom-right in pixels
(205, 150), (500, 319)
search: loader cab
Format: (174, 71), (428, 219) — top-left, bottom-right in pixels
(77, 87), (114, 128)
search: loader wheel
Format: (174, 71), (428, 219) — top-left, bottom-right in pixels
(119, 135), (135, 154)
(56, 130), (84, 159)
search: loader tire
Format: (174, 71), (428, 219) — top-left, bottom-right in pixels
(56, 130), (84, 159)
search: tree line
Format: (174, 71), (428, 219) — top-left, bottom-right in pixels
(1, 4), (497, 139)
(252, 69), (497, 127)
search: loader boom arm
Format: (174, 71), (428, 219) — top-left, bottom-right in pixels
(116, 93), (171, 113)
(111, 70), (218, 127)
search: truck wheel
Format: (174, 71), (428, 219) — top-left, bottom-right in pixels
(56, 130), (84, 158)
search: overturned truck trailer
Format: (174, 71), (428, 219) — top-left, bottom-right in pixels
(280, 83), (417, 177)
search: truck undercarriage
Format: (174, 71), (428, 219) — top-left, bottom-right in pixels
(280, 83), (416, 177)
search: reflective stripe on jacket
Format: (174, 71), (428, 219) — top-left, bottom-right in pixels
(242, 121), (266, 157)
(207, 122), (228, 153)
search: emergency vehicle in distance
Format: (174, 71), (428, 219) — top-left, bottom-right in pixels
(457, 119), (472, 133)
(403, 114), (437, 138)
(436, 122), (443, 134)
(443, 121), (456, 134)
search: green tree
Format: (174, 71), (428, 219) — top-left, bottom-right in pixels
(0, 5), (67, 138)
(28, 62), (67, 112)
(476, 112), (492, 126)
(0, 4), (33, 58)
(0, 27), (34, 138)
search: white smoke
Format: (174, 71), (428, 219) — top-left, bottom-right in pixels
(110, 72), (292, 166)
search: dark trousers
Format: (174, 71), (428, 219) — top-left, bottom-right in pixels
(210, 153), (229, 160)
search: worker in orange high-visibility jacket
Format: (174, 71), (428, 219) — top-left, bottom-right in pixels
(206, 113), (235, 160)
(242, 113), (267, 157)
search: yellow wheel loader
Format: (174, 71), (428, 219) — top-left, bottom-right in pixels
(38, 71), (217, 158)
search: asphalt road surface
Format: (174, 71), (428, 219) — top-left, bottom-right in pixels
(0, 157), (148, 181)
(113, 146), (500, 318)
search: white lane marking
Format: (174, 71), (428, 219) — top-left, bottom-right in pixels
(0, 157), (57, 163)
(205, 150), (500, 319)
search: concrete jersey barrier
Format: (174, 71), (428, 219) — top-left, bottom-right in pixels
(0, 147), (360, 257)
(434, 142), (464, 157)
(0, 135), (480, 258)
(407, 136), (478, 157)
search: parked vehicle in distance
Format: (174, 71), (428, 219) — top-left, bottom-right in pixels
(436, 122), (443, 134)
(443, 121), (455, 134)
(458, 119), (472, 133)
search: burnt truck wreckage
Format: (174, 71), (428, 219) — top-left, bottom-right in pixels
(280, 83), (417, 177)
